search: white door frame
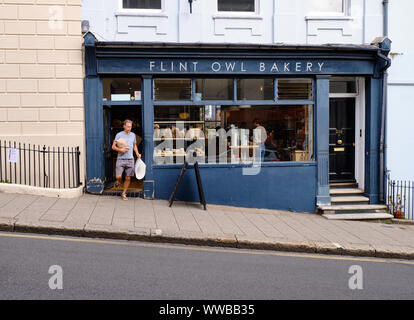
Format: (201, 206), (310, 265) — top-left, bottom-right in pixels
(329, 77), (365, 189)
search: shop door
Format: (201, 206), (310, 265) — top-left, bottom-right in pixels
(329, 98), (355, 182)
(102, 105), (144, 191)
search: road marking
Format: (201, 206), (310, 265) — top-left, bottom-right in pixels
(0, 231), (413, 265)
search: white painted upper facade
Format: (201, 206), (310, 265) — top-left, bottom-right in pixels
(81, 0), (383, 45)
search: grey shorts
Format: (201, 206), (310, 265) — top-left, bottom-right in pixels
(115, 159), (135, 177)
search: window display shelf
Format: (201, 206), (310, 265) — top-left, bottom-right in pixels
(229, 145), (259, 149)
(154, 121), (205, 124)
(154, 151), (205, 157)
(153, 137), (201, 141)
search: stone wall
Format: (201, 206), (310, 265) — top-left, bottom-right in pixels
(0, 0), (85, 185)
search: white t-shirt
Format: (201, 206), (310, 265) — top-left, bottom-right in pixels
(115, 131), (136, 159)
(253, 125), (267, 146)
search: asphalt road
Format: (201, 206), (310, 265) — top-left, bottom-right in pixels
(0, 232), (413, 300)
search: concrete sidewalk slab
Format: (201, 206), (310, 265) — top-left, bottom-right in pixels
(1, 191), (414, 260)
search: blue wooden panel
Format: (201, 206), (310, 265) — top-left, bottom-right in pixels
(142, 76), (155, 198)
(153, 164), (317, 212)
(84, 33), (97, 77)
(315, 75), (331, 205)
(365, 77), (383, 203)
(84, 76), (105, 194)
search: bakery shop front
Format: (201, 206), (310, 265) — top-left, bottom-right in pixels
(83, 32), (391, 212)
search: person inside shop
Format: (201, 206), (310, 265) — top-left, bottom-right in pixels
(265, 129), (280, 161)
(112, 119), (141, 200)
(252, 118), (267, 162)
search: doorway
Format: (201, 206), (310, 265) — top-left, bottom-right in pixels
(103, 105), (143, 193)
(329, 98), (355, 182)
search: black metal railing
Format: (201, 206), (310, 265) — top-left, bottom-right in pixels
(0, 140), (81, 189)
(386, 172), (414, 220)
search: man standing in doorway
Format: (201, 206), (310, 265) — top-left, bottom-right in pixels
(112, 119), (141, 200)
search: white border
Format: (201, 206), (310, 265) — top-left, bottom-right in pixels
(354, 77), (365, 190)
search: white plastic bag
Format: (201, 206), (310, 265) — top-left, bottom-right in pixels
(135, 158), (146, 180)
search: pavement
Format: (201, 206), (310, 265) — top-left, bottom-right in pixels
(1, 191), (414, 260)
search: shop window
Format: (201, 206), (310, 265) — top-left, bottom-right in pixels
(221, 105), (313, 162)
(102, 78), (142, 101)
(237, 78), (274, 100)
(330, 78), (357, 94)
(122, 0), (162, 10)
(153, 105), (206, 164)
(277, 79), (313, 100)
(218, 0), (255, 12)
(195, 79), (233, 100)
(153, 104), (313, 164)
(154, 79), (192, 100)
(309, 0), (347, 15)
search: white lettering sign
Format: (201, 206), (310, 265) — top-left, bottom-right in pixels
(148, 60), (326, 73)
(211, 62), (221, 72)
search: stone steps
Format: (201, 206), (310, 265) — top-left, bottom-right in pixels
(330, 182), (358, 189)
(319, 204), (388, 214)
(331, 195), (370, 205)
(318, 184), (391, 220)
(330, 188), (365, 195)
(322, 213), (394, 220)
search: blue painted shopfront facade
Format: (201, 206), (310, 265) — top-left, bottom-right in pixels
(83, 32), (391, 212)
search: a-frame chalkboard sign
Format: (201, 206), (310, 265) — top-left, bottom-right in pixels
(168, 161), (207, 210)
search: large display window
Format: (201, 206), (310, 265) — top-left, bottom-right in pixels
(153, 104), (313, 164)
(153, 77), (314, 164)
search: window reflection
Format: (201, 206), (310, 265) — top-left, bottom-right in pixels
(154, 79), (192, 100)
(278, 79), (313, 100)
(102, 78), (141, 101)
(309, 0), (345, 13)
(218, 0), (255, 12)
(122, 0), (162, 9)
(237, 78), (274, 100)
(195, 79), (233, 100)
(330, 78), (357, 94)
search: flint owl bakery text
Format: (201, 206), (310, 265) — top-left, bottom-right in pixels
(148, 60), (325, 73)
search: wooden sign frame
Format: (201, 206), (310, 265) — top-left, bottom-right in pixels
(168, 161), (207, 210)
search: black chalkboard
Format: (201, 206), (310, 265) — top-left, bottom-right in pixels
(168, 161), (207, 210)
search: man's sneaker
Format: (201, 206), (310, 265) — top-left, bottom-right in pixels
(121, 193), (128, 201)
